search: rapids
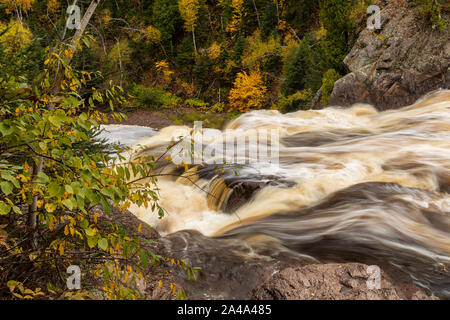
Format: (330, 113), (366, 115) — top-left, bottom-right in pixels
(107, 90), (450, 298)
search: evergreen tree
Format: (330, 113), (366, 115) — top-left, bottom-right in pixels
(176, 36), (195, 73)
(231, 36), (247, 64)
(152, 0), (182, 51)
(281, 38), (310, 96)
(319, 0), (352, 74)
(261, 0), (278, 37)
(283, 0), (319, 37)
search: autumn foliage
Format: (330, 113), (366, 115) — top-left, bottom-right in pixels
(228, 70), (267, 113)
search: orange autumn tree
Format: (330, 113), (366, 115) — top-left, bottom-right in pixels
(229, 69), (267, 113)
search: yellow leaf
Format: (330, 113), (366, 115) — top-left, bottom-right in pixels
(45, 203), (56, 213)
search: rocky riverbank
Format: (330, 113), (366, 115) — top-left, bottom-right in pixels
(102, 206), (438, 300)
(328, 0), (449, 110)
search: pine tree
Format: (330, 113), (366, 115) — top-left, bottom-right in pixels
(152, 0), (182, 47)
(261, 0), (278, 37)
(319, 0), (352, 74)
(281, 39), (310, 96)
(176, 36), (195, 72)
(283, 0), (319, 37)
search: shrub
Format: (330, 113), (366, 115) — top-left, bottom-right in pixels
(321, 68), (341, 105)
(0, 20), (32, 54)
(185, 98), (209, 110)
(0, 43), (177, 300)
(414, 0), (448, 31)
(278, 88), (313, 113)
(228, 69), (267, 112)
(211, 103), (225, 113)
(131, 85), (181, 109)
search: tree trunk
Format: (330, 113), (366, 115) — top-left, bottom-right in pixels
(252, 0), (261, 29)
(71, 0), (101, 48)
(192, 27), (197, 54)
(51, 0), (101, 96)
(27, 157), (44, 248)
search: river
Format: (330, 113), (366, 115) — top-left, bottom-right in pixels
(101, 89), (450, 299)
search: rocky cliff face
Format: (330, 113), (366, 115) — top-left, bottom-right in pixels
(329, 0), (449, 110)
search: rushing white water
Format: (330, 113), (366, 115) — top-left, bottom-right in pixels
(102, 89), (450, 298)
(98, 124), (157, 148)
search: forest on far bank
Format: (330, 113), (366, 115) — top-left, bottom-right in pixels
(1, 0), (445, 118)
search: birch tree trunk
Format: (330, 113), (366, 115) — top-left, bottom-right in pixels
(192, 27), (197, 54)
(71, 0), (101, 48)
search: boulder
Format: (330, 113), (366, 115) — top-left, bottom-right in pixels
(329, 0), (449, 110)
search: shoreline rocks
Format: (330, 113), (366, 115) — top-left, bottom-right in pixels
(251, 263), (438, 300)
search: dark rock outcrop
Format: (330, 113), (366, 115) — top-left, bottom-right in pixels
(329, 0), (449, 110)
(98, 206), (439, 300)
(251, 263), (438, 300)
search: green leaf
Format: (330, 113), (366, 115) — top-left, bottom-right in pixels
(76, 196), (85, 213)
(62, 198), (76, 210)
(1, 171), (18, 188)
(12, 205), (21, 214)
(0, 123), (13, 136)
(47, 183), (63, 198)
(79, 219), (88, 229)
(139, 250), (148, 269)
(158, 207), (164, 219)
(38, 142), (47, 151)
(48, 115), (62, 127)
(99, 195), (110, 214)
(64, 185), (74, 194)
(98, 238), (108, 251)
(85, 228), (95, 237)
(0, 181), (13, 196)
(36, 172), (49, 184)
(0, 201), (11, 215)
(77, 187), (86, 199)
(87, 235), (98, 248)
(100, 188), (115, 199)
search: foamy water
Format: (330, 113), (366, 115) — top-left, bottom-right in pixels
(105, 90), (450, 298)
